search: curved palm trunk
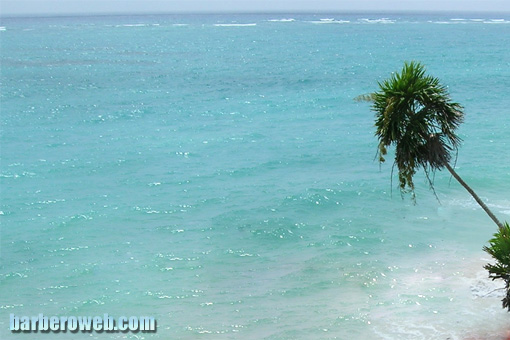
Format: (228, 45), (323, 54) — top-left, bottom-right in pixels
(444, 162), (503, 230)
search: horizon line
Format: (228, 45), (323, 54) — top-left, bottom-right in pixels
(2, 9), (510, 20)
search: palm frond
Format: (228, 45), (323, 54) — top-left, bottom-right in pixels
(371, 61), (464, 198)
(484, 222), (510, 311)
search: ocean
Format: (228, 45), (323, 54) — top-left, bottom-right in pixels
(0, 13), (509, 339)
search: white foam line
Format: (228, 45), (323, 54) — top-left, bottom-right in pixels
(308, 19), (350, 24)
(115, 24), (150, 27)
(484, 20), (510, 24)
(267, 19), (295, 22)
(359, 18), (395, 24)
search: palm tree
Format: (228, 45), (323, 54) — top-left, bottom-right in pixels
(363, 61), (503, 229)
(483, 222), (510, 311)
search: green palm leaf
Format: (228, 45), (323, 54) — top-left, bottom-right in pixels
(372, 61), (464, 198)
(484, 222), (510, 311)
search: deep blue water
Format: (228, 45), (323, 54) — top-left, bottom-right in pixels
(1, 13), (509, 339)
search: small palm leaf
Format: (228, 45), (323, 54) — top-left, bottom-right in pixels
(354, 93), (376, 102)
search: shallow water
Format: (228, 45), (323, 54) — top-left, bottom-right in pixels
(1, 13), (509, 339)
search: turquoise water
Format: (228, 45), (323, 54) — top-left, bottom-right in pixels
(1, 13), (509, 339)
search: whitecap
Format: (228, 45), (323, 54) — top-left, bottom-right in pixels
(0, 304), (24, 309)
(308, 19), (350, 24)
(116, 24), (149, 27)
(359, 18), (395, 24)
(484, 19), (510, 24)
(267, 18), (295, 22)
(0, 27), (6, 31)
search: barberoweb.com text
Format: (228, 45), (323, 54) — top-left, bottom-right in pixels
(10, 314), (156, 333)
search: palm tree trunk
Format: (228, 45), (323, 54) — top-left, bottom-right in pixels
(444, 162), (503, 229)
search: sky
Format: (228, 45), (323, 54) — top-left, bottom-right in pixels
(1, 0), (510, 16)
